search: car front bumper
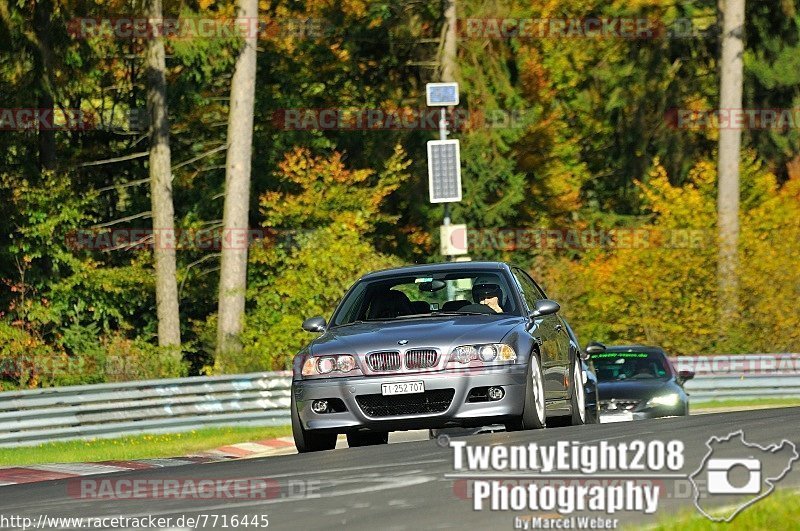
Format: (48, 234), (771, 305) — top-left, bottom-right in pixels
(293, 366), (527, 432)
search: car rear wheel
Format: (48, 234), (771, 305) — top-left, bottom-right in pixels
(569, 357), (587, 425)
(291, 393), (337, 452)
(346, 431), (389, 447)
(505, 353), (546, 431)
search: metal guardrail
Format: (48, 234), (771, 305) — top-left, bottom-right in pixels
(0, 372), (291, 447)
(671, 353), (800, 402)
(0, 354), (797, 447)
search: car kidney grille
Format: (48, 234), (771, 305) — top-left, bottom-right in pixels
(356, 389), (455, 417)
(405, 349), (438, 369)
(367, 351), (401, 372)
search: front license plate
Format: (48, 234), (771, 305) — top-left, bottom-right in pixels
(600, 412), (634, 423)
(381, 381), (425, 396)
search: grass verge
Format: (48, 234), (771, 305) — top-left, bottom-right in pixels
(0, 425), (292, 466)
(647, 489), (800, 530)
(693, 398), (800, 410)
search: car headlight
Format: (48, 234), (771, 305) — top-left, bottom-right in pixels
(448, 344), (516, 365)
(451, 345), (478, 364)
(647, 393), (680, 407)
(302, 355), (357, 376)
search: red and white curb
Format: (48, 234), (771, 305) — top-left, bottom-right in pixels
(0, 437), (297, 487)
(191, 436), (296, 459)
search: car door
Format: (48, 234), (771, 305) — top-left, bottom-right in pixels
(510, 268), (567, 400)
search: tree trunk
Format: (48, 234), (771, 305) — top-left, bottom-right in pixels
(33, 0), (56, 171)
(717, 0), (745, 326)
(441, 0), (458, 82)
(216, 0), (258, 363)
(145, 0), (181, 352)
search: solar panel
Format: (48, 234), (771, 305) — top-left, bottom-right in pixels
(426, 83), (459, 106)
(427, 140), (462, 203)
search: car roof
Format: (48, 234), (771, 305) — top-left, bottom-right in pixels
(360, 261), (510, 281)
(603, 345), (667, 354)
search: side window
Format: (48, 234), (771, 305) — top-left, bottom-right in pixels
(511, 268), (541, 311)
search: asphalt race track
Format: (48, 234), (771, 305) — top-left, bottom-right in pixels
(1, 408), (798, 530)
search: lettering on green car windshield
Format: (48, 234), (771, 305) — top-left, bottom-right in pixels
(593, 352), (649, 358)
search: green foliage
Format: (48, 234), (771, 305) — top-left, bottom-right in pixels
(545, 156), (800, 355)
(1, 0), (799, 387)
(218, 146), (409, 373)
(238, 225), (401, 372)
(103, 335), (189, 382)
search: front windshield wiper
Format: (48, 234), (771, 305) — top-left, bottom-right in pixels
(360, 312), (484, 322)
(433, 311), (497, 316)
(355, 311), (509, 323)
(329, 320), (366, 328)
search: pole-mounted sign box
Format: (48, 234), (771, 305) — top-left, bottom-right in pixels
(440, 224), (468, 255)
(427, 139), (462, 203)
(426, 82), (459, 107)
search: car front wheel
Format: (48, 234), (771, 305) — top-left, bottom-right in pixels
(506, 352), (546, 431)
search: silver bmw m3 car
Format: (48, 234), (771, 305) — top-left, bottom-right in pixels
(291, 261), (599, 452)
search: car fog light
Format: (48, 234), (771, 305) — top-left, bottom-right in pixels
(487, 387), (504, 401)
(311, 400), (328, 413)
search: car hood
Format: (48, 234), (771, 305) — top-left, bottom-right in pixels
(597, 379), (681, 400)
(310, 315), (522, 356)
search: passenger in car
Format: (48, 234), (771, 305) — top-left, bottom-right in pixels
(367, 289), (413, 319)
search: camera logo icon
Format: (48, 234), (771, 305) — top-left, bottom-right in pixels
(690, 430), (798, 522)
(706, 458), (761, 495)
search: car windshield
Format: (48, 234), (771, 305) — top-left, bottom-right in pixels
(330, 270), (519, 326)
(592, 351), (670, 381)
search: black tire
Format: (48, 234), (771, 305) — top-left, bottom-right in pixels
(584, 374), (601, 425)
(291, 392), (337, 452)
(569, 356), (588, 426)
(346, 431), (389, 447)
(505, 352), (546, 431)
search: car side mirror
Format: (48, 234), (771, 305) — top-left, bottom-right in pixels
(677, 370), (695, 383)
(302, 316), (327, 333)
(529, 299), (560, 318)
(585, 342), (607, 356)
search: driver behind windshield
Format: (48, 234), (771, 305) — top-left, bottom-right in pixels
(472, 283), (503, 313)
